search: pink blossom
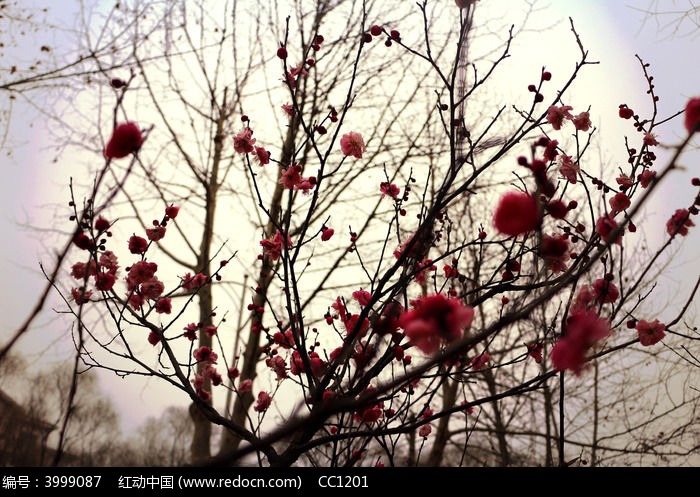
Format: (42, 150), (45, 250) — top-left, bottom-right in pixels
(281, 103), (296, 118)
(202, 364), (223, 386)
(238, 378), (253, 393)
(551, 310), (610, 376)
(260, 230), (292, 261)
(104, 122), (143, 159)
(636, 319), (666, 346)
(204, 325), (217, 338)
(418, 424), (432, 438)
(253, 146), (270, 166)
(279, 164), (315, 193)
(155, 297), (172, 314)
(266, 355), (287, 381)
(254, 391), (272, 412)
(232, 128), (256, 154)
(643, 132), (659, 146)
(572, 111), (591, 132)
(413, 258), (436, 285)
(399, 293), (475, 355)
(559, 155), (581, 185)
(493, 191), (541, 237)
(340, 132), (366, 159)
(546, 105), (573, 130)
(666, 208), (694, 237)
(181, 272), (208, 291)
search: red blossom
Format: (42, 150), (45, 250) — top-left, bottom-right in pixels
(666, 208), (694, 237)
(266, 355), (287, 381)
(253, 146), (270, 166)
(321, 227), (334, 241)
(73, 232), (93, 251)
(636, 319), (666, 346)
(254, 391), (272, 412)
(638, 169), (656, 188)
(493, 191), (541, 237)
(551, 310), (610, 376)
(527, 342), (544, 363)
(618, 105), (634, 120)
(572, 111), (591, 132)
(95, 272), (116, 292)
(539, 233), (569, 273)
(155, 297), (172, 314)
(595, 213), (623, 245)
(128, 235), (149, 254)
(127, 261), (158, 288)
(643, 132), (659, 146)
(232, 128), (256, 154)
(94, 216), (111, 232)
(183, 323), (198, 341)
(340, 132), (366, 159)
(165, 205), (180, 219)
(193, 346), (218, 364)
(592, 278), (619, 304)
(104, 122), (143, 159)
(380, 182), (400, 200)
(616, 174), (634, 189)
(99, 251), (119, 274)
(290, 350), (325, 377)
(146, 225), (166, 242)
(140, 277), (164, 300)
(684, 97), (700, 134)
(352, 289), (372, 307)
(71, 287), (92, 304)
(471, 353), (491, 371)
(399, 293), (474, 355)
(238, 379), (253, 393)
(609, 192), (631, 213)
(546, 105), (573, 130)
